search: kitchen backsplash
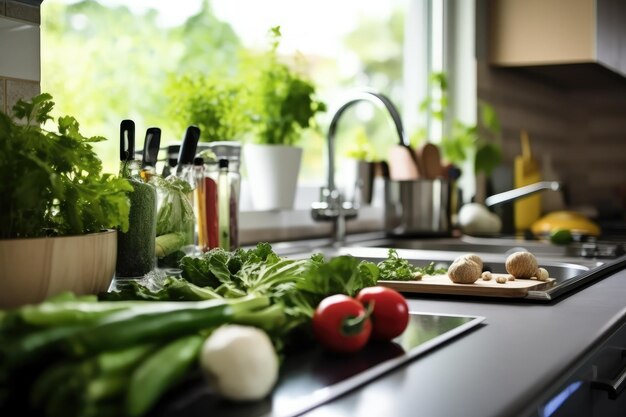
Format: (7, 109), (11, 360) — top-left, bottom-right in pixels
(0, 0), (41, 113)
(477, 61), (626, 214)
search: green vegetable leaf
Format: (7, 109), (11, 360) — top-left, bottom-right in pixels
(377, 249), (443, 281)
(297, 255), (378, 297)
(0, 94), (131, 238)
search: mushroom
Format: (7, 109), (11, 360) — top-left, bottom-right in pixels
(460, 254), (483, 271)
(535, 267), (549, 281)
(505, 251), (538, 279)
(448, 256), (482, 284)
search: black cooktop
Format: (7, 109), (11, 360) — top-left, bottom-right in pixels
(148, 312), (484, 417)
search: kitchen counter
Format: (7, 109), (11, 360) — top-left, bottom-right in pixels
(300, 265), (626, 417)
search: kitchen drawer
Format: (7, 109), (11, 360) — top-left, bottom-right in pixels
(532, 319), (626, 417)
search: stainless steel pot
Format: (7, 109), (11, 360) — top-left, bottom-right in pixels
(384, 179), (451, 236)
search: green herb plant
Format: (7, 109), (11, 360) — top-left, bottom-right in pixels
(377, 249), (446, 281)
(411, 72), (502, 176)
(244, 26), (327, 146)
(0, 94), (132, 239)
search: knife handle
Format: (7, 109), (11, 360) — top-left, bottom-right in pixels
(120, 119), (135, 162)
(142, 127), (162, 168)
(177, 125), (201, 167)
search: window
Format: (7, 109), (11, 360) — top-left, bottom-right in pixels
(41, 0), (475, 214)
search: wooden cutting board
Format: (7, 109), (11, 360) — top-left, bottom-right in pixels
(379, 274), (556, 298)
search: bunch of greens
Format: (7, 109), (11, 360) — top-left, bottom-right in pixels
(377, 249), (446, 281)
(105, 243), (379, 340)
(244, 26), (326, 146)
(0, 94), (132, 239)
(154, 176), (195, 264)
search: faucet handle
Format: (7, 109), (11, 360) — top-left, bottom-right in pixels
(485, 181), (562, 207)
(311, 186), (358, 222)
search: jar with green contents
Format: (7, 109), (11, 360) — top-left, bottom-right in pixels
(116, 159), (157, 278)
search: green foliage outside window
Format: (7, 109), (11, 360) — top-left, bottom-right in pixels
(41, 0), (406, 177)
(412, 72), (502, 176)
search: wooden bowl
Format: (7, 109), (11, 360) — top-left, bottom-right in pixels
(0, 230), (117, 308)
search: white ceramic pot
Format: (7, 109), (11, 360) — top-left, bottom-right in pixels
(0, 230), (117, 308)
(244, 144), (303, 211)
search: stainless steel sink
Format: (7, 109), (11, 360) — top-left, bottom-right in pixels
(331, 246), (608, 301)
(273, 233), (626, 301)
(347, 235), (568, 257)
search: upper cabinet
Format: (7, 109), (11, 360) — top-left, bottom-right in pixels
(488, 0), (626, 85)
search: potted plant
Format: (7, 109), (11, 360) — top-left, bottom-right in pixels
(243, 26), (326, 211)
(0, 94), (132, 307)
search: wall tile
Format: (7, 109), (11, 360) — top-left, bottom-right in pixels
(477, 61), (626, 211)
(6, 0), (39, 24)
(6, 78), (39, 112)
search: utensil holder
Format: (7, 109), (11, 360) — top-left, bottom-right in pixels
(384, 178), (451, 236)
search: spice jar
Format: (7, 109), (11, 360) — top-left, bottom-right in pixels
(207, 142), (241, 250)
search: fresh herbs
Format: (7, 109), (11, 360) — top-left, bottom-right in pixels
(166, 26), (325, 147)
(105, 243), (382, 337)
(245, 26), (326, 146)
(0, 94), (132, 238)
(377, 249), (446, 281)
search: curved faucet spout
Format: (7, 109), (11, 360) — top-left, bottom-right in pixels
(312, 89), (407, 245)
(325, 90), (407, 191)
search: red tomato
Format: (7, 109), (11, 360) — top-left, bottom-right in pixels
(356, 287), (409, 341)
(312, 294), (372, 353)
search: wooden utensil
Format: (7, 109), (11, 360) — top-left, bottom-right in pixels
(411, 146), (425, 178)
(388, 144), (420, 180)
(420, 143), (443, 179)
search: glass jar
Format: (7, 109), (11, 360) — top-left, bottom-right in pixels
(116, 159), (157, 278)
(208, 142), (241, 250)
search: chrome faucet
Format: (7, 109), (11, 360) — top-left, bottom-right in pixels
(311, 90), (408, 245)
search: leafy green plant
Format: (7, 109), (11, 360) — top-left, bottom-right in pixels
(244, 26), (327, 146)
(411, 72), (502, 176)
(166, 75), (252, 142)
(0, 94), (132, 239)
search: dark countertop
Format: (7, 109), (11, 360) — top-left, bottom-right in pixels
(301, 267), (626, 417)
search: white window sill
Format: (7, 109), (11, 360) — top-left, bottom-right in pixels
(239, 205), (385, 245)
(238, 179), (387, 245)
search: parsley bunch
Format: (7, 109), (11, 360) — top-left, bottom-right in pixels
(0, 94), (132, 238)
(377, 249), (446, 281)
